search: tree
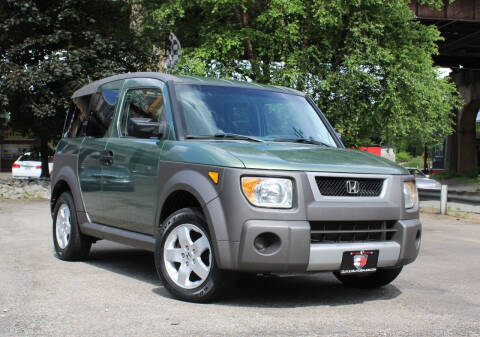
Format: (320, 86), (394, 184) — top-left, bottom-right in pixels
(140, 0), (462, 148)
(0, 0), (152, 177)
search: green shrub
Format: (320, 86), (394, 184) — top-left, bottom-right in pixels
(403, 156), (423, 168)
(435, 169), (479, 180)
(434, 170), (461, 179)
(396, 151), (412, 163)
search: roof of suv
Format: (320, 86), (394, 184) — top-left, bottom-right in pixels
(72, 72), (304, 98)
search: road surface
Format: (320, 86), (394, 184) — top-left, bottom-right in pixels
(0, 200), (479, 336)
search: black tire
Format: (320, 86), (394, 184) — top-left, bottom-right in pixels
(155, 207), (229, 303)
(52, 191), (92, 260)
(333, 267), (403, 289)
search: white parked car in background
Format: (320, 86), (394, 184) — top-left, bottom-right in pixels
(407, 168), (441, 190)
(11, 152), (53, 179)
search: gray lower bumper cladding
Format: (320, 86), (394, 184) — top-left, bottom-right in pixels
(231, 218), (421, 273)
(307, 241), (400, 271)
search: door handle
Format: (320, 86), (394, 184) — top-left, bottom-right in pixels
(100, 150), (114, 166)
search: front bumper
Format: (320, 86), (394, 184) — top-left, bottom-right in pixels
(205, 169), (421, 272)
(219, 218), (421, 272)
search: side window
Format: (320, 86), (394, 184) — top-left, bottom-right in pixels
(86, 80), (122, 138)
(120, 88), (166, 138)
(64, 95), (91, 138)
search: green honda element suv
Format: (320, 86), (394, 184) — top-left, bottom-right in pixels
(51, 72), (421, 302)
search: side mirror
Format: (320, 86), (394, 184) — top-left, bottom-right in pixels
(335, 131), (342, 140)
(128, 117), (165, 139)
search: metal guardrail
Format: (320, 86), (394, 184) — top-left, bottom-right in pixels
(419, 189), (480, 204)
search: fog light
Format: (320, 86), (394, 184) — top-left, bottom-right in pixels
(253, 232), (281, 254)
(254, 236), (267, 251)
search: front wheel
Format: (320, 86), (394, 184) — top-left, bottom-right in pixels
(333, 267), (403, 289)
(154, 208), (228, 302)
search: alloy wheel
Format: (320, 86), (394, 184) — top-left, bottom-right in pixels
(163, 223), (212, 289)
(56, 203), (71, 249)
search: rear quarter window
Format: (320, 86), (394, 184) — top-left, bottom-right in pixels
(63, 95), (91, 138)
(64, 80), (123, 138)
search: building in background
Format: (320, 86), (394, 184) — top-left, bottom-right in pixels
(0, 115), (38, 172)
(359, 146), (396, 162)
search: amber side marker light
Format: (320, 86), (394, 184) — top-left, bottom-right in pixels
(208, 171), (219, 184)
(241, 177), (262, 202)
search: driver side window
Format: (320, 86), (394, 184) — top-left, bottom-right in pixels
(120, 88), (165, 137)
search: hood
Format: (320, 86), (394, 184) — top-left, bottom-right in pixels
(163, 140), (408, 175)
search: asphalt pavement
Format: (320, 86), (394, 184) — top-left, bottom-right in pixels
(0, 200), (479, 336)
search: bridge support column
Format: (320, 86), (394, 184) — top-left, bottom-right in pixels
(446, 70), (480, 174)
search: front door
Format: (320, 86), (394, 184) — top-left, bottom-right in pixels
(102, 79), (171, 234)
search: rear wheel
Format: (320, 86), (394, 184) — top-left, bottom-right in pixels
(333, 267), (403, 289)
(52, 192), (92, 260)
(155, 208), (228, 302)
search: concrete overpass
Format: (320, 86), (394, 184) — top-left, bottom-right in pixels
(410, 0), (480, 173)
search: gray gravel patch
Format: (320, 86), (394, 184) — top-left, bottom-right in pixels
(0, 177), (50, 200)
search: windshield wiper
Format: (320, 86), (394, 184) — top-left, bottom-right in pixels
(271, 137), (332, 147)
(185, 133), (264, 142)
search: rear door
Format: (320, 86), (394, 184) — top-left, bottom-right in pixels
(102, 78), (172, 234)
(77, 80), (123, 224)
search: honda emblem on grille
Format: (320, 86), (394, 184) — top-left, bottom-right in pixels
(346, 180), (359, 194)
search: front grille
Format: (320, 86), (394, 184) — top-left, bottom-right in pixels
(315, 177), (384, 197)
(310, 221), (397, 243)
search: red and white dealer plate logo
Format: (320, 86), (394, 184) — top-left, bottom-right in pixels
(353, 254), (368, 269)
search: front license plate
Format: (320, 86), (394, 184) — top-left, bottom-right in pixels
(340, 250), (379, 274)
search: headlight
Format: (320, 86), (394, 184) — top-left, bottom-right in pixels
(403, 181), (417, 209)
(241, 177), (293, 208)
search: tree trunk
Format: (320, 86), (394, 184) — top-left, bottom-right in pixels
(423, 144), (428, 171)
(232, 6), (261, 81)
(40, 136), (50, 178)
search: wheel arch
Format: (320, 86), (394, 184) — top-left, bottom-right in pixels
(50, 159), (85, 217)
(51, 179), (72, 214)
(159, 190), (203, 225)
(156, 169), (230, 267)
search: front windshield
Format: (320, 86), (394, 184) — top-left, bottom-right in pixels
(175, 84), (337, 147)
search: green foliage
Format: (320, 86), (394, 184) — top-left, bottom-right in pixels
(433, 170), (480, 192)
(435, 169), (480, 180)
(0, 0), (153, 176)
(141, 0), (461, 148)
(396, 151), (412, 163)
(394, 134), (428, 157)
(0, 0), (463, 176)
(403, 156), (424, 168)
